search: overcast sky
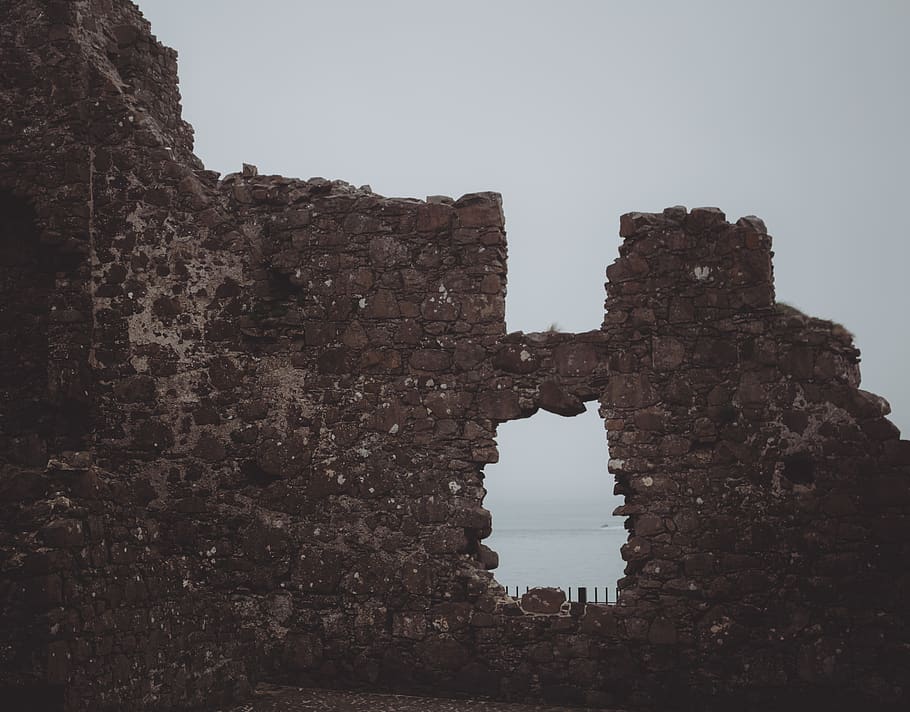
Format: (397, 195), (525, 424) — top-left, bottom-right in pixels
(137, 1), (909, 527)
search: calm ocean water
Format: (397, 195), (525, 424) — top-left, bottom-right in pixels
(480, 407), (626, 600)
(485, 513), (628, 601)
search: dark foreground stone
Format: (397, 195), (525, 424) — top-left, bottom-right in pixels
(216, 685), (621, 712)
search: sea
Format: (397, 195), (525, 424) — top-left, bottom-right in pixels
(481, 407), (627, 602)
(484, 511), (628, 603)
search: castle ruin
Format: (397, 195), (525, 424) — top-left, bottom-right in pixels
(1, 2), (909, 710)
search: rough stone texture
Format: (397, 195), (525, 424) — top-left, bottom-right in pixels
(215, 684), (621, 712)
(519, 588), (568, 615)
(1, 2), (908, 712)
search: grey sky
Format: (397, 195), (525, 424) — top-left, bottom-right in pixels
(137, 0), (909, 522)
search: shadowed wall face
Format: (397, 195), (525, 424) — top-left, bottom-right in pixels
(0, 193), (53, 466)
(0, 191), (92, 467)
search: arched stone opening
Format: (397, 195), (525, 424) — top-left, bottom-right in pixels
(0, 191), (90, 466)
(483, 405), (625, 602)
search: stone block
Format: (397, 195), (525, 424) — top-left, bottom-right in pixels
(476, 391), (521, 421)
(580, 605), (618, 636)
(392, 612), (427, 639)
(410, 349), (451, 372)
(686, 206), (727, 230)
(608, 373), (656, 409)
(113, 375), (156, 403)
(652, 336), (686, 370)
(648, 617), (678, 645)
(520, 587), (566, 614)
(416, 202), (453, 232)
(554, 342), (598, 377)
(492, 344), (539, 374)
(619, 212), (666, 237)
(40, 518), (84, 548)
(537, 381), (585, 417)
(454, 192), (504, 229)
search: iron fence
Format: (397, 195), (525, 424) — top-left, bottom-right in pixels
(508, 585), (618, 605)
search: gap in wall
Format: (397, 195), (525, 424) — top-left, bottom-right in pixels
(483, 406), (626, 599)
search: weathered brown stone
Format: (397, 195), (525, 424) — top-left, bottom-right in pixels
(132, 420), (174, 452)
(152, 295), (181, 319)
(652, 336), (686, 370)
(208, 356), (241, 390)
(454, 192), (504, 229)
(194, 433), (226, 462)
(454, 342), (487, 370)
(429, 602), (472, 632)
(360, 348), (402, 372)
(364, 289), (400, 318)
(280, 636), (321, 673)
(113, 375), (156, 403)
(619, 212), (667, 237)
(317, 347), (350, 374)
(580, 605), (618, 636)
(608, 373), (656, 408)
(492, 344), (539, 374)
(633, 514), (664, 537)
(1, 5), (907, 711)
(477, 391), (521, 421)
(421, 295), (459, 321)
(884, 439), (910, 466)
(40, 519), (83, 548)
(554, 343), (598, 376)
(410, 350), (451, 372)
(416, 202), (453, 232)
(537, 381), (585, 417)
(111, 23), (141, 47)
(476, 543), (499, 570)
(648, 617), (677, 645)
(392, 612), (426, 639)
(686, 206), (726, 230)
(520, 587), (566, 614)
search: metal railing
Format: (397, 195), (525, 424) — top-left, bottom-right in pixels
(509, 585), (618, 605)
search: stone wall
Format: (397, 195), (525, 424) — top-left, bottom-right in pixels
(599, 209), (910, 707)
(1, 2), (908, 711)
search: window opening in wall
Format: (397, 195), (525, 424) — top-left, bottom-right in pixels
(483, 406), (625, 603)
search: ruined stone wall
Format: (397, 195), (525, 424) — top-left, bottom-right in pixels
(599, 209), (910, 706)
(1, 2), (909, 711)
